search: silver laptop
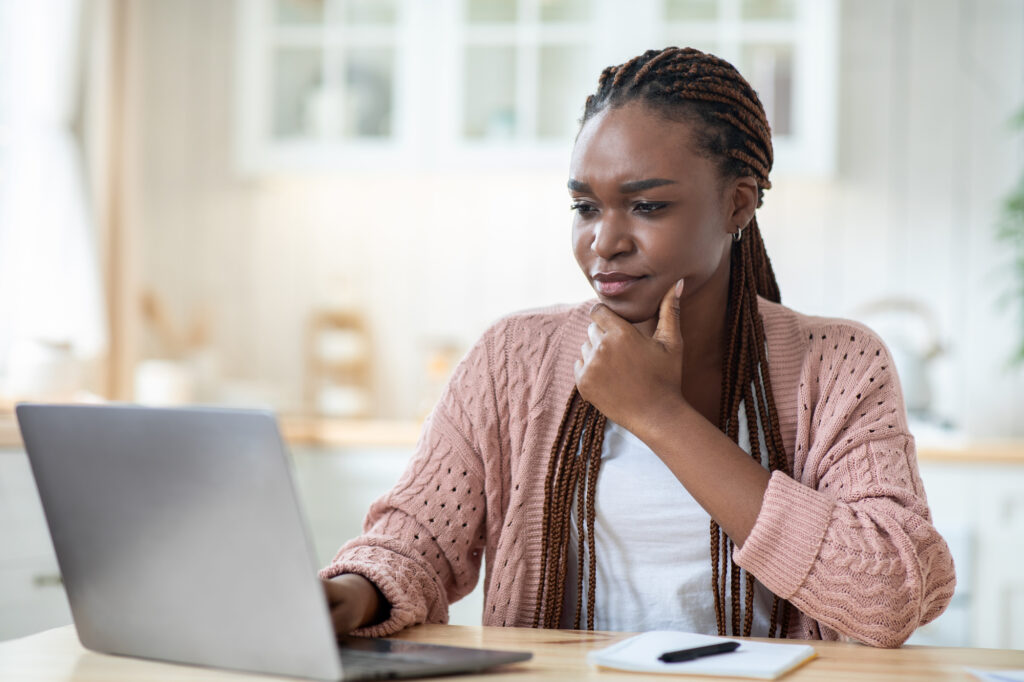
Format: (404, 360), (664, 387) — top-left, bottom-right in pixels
(16, 403), (531, 680)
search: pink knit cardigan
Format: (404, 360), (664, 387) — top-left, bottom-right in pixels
(322, 298), (956, 648)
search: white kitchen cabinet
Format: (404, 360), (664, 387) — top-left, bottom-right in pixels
(0, 451), (72, 641)
(914, 460), (1024, 649)
(235, 0), (837, 174)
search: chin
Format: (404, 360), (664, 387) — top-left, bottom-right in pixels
(599, 297), (658, 326)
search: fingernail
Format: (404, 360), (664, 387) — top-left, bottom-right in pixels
(674, 278), (685, 298)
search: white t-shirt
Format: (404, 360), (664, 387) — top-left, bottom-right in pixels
(560, 400), (776, 634)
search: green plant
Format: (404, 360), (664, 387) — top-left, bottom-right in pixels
(997, 105), (1024, 365)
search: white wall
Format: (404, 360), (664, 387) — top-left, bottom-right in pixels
(124, 0), (1024, 434)
(771, 0), (1024, 438)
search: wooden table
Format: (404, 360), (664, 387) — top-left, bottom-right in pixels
(1, 624), (1022, 681)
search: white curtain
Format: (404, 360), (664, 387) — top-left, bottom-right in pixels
(0, 0), (107, 397)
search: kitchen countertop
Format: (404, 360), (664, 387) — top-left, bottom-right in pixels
(2, 411), (1023, 463)
(0, 411), (422, 450)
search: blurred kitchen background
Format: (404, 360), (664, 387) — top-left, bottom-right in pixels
(1, 0), (1023, 649)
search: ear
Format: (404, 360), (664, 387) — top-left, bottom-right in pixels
(725, 176), (759, 235)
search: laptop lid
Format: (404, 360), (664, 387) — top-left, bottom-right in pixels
(16, 403), (343, 681)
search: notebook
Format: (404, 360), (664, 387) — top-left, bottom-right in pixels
(16, 403), (531, 681)
(587, 631), (816, 680)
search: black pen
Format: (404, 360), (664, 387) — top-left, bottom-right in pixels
(658, 640), (740, 663)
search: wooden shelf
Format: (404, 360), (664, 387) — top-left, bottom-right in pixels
(305, 309), (373, 418)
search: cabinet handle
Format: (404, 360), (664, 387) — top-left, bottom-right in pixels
(32, 573), (63, 588)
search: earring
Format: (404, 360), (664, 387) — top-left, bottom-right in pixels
(733, 225), (744, 242)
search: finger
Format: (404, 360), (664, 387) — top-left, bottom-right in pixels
(580, 339), (593, 362)
(589, 302), (631, 333)
(652, 279), (684, 348)
(587, 322), (602, 346)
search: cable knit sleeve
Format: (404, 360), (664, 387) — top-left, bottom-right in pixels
(734, 323), (956, 648)
(319, 318), (510, 637)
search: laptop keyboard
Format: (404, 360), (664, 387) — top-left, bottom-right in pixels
(337, 650), (449, 680)
(336, 636), (530, 681)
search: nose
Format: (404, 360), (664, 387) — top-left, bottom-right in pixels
(590, 210), (634, 260)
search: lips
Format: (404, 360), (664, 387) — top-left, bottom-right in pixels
(592, 272), (645, 297)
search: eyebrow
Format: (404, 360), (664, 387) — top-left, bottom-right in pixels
(567, 178), (677, 193)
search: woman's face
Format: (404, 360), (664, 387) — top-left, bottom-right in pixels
(570, 102), (743, 332)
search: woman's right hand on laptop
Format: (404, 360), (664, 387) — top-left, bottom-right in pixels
(322, 574), (391, 635)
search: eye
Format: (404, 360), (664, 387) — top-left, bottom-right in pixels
(633, 201), (667, 214)
(570, 201), (598, 216)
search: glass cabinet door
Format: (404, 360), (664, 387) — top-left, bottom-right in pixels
(237, 0), (836, 175)
(237, 0), (406, 172)
(272, 0), (397, 141)
(660, 0), (836, 175)
(460, 0), (595, 144)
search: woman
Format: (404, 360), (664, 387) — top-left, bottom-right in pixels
(320, 47), (955, 648)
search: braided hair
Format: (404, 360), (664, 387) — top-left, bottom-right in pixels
(532, 47), (791, 637)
